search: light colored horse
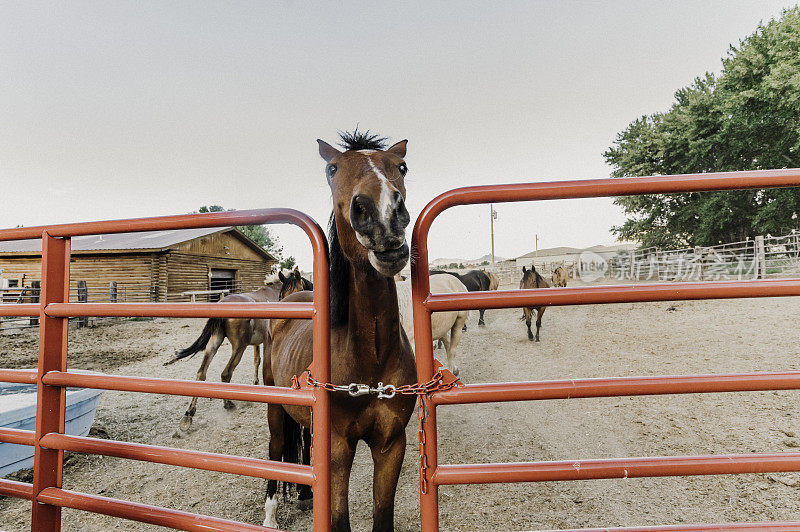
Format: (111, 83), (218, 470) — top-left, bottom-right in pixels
(551, 265), (568, 287)
(395, 273), (469, 376)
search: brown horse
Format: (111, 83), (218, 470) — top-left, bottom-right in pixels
(521, 264), (549, 341)
(263, 131), (417, 531)
(551, 265), (568, 287)
(167, 268), (311, 431)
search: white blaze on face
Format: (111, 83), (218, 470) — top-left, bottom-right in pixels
(365, 154), (397, 221)
(263, 494), (279, 528)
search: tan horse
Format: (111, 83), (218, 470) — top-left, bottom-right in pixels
(485, 269), (500, 290)
(395, 273), (469, 376)
(551, 265), (568, 287)
(521, 264), (549, 341)
(167, 268), (310, 431)
(264, 131), (416, 531)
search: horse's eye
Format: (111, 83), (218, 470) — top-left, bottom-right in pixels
(326, 164), (337, 179)
(398, 163), (407, 177)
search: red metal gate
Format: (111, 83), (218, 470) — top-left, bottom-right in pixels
(0, 208), (331, 532)
(410, 169), (800, 531)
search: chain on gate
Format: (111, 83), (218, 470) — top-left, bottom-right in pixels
(291, 361), (461, 494)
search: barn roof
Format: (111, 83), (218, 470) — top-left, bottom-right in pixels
(0, 227), (277, 262)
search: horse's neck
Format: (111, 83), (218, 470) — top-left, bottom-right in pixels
(344, 264), (403, 363)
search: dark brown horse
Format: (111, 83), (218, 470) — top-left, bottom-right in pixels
(520, 264), (549, 341)
(167, 268), (311, 431)
(431, 269), (497, 326)
(263, 131), (416, 531)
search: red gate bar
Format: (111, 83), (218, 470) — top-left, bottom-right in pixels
(42, 371), (315, 406)
(37, 487), (277, 532)
(0, 427), (36, 446)
(0, 368), (38, 384)
(550, 523), (800, 532)
(433, 453), (800, 485)
(39, 433), (313, 484)
(0, 207), (331, 531)
(431, 370), (800, 405)
(0, 479), (35, 500)
(410, 169), (800, 531)
(0, 303), (38, 316)
(43, 301), (314, 319)
(424, 278), (800, 311)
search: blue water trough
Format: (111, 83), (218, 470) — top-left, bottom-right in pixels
(1, 371), (104, 477)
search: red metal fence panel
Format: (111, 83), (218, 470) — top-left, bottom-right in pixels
(0, 208), (330, 532)
(410, 168), (800, 531)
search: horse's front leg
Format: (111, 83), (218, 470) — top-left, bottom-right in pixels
(535, 307), (545, 342)
(368, 429), (406, 532)
(331, 433), (357, 532)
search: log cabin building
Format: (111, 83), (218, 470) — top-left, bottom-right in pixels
(0, 227), (277, 303)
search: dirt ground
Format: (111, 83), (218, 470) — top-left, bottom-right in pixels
(2, 282), (800, 531)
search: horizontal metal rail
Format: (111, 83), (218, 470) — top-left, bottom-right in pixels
(37, 487), (280, 532)
(43, 301), (314, 319)
(0, 207), (316, 241)
(548, 522), (800, 532)
(433, 452), (800, 485)
(0, 303), (38, 316)
(431, 371), (800, 405)
(0, 427), (36, 446)
(0, 368), (38, 384)
(0, 479), (34, 500)
(40, 433), (313, 484)
(42, 371), (315, 406)
(424, 279), (800, 311)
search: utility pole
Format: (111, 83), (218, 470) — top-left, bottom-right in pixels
(490, 204), (497, 267)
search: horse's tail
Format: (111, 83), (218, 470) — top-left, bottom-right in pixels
(165, 318), (224, 365)
(280, 410), (310, 498)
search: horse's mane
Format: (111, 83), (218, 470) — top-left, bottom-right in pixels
(328, 212), (350, 327)
(338, 128), (388, 151)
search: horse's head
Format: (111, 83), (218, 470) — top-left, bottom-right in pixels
(318, 131), (410, 277)
(278, 267), (308, 300)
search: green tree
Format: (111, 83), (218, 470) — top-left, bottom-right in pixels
(605, 8), (800, 248)
(195, 205), (296, 267)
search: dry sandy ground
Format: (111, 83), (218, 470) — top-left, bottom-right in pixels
(2, 283), (800, 531)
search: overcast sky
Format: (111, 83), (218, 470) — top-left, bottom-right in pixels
(1, 1), (797, 270)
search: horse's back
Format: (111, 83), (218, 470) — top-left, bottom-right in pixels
(430, 273), (468, 294)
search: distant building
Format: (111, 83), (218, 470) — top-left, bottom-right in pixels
(0, 227), (277, 302)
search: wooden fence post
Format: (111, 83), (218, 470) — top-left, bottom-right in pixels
(755, 235), (766, 279)
(29, 281), (40, 326)
(77, 280), (88, 328)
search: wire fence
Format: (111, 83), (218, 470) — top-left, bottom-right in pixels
(488, 230), (800, 286)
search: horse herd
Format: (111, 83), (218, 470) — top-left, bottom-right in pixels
(164, 131), (569, 531)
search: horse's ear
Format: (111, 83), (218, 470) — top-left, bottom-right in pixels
(386, 140), (407, 158)
(522, 266), (527, 273)
(278, 271), (286, 282)
(317, 139), (341, 162)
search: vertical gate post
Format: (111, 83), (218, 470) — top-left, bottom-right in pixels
(411, 254), (440, 532)
(32, 231), (70, 531)
(310, 232), (331, 530)
(755, 235), (766, 279)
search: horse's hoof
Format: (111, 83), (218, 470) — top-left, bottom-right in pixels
(298, 486), (313, 501)
(462, 325), (467, 332)
(223, 400), (236, 410)
(179, 415), (193, 432)
(452, 366), (460, 377)
(478, 321), (485, 326)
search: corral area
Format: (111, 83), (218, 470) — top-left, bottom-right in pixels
(2, 280), (800, 531)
